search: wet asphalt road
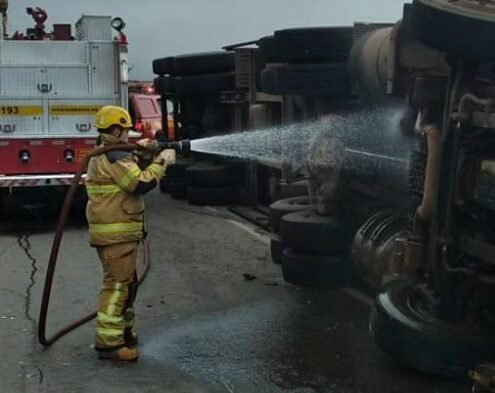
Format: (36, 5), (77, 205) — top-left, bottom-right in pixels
(0, 191), (470, 393)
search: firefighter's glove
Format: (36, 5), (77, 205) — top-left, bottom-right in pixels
(136, 138), (158, 153)
(135, 138), (157, 160)
(154, 149), (176, 167)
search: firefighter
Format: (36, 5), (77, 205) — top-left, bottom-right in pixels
(86, 105), (175, 361)
(0, 0), (7, 39)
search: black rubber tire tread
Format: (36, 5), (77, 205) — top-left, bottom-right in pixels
(280, 210), (355, 254)
(269, 196), (311, 233)
(173, 51), (234, 75)
(274, 27), (353, 63)
(260, 63), (350, 96)
(270, 234), (283, 265)
(154, 76), (174, 96)
(186, 163), (238, 187)
(282, 248), (358, 288)
(169, 181), (188, 200)
(152, 56), (175, 76)
(153, 51), (234, 76)
(411, 0), (495, 61)
(187, 186), (238, 206)
(258, 36), (283, 64)
(221, 158), (247, 177)
(370, 279), (495, 379)
(174, 73), (235, 97)
(159, 177), (171, 194)
(166, 158), (196, 179)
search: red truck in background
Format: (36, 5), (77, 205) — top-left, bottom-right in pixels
(129, 90), (175, 141)
(129, 79), (175, 140)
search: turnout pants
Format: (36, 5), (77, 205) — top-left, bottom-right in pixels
(95, 241), (139, 350)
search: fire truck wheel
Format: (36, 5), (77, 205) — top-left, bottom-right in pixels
(269, 196), (311, 233)
(187, 186), (239, 206)
(169, 181), (188, 200)
(274, 27), (353, 63)
(370, 279), (495, 379)
(411, 0), (495, 61)
(152, 56), (175, 76)
(258, 36), (283, 64)
(282, 248), (357, 288)
(260, 63), (351, 96)
(270, 234), (283, 265)
(280, 210), (356, 254)
(174, 73), (236, 96)
(186, 163), (238, 187)
(154, 76), (174, 96)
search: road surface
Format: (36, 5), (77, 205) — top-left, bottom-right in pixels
(0, 191), (469, 393)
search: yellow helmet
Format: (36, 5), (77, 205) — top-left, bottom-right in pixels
(95, 106), (133, 131)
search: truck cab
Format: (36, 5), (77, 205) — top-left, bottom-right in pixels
(129, 92), (175, 140)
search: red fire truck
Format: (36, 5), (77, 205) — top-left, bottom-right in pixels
(0, 12), (130, 190)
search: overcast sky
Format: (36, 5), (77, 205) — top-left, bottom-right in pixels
(7, 1), (404, 79)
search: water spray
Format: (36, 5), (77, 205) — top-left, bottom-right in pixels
(188, 106), (415, 175)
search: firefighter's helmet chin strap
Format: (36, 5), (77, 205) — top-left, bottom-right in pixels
(111, 126), (126, 141)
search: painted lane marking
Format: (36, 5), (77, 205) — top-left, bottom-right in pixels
(205, 207), (271, 245)
(341, 288), (374, 307)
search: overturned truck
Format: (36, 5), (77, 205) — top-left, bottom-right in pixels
(349, 0), (495, 380)
(260, 0), (495, 381)
(152, 0), (495, 379)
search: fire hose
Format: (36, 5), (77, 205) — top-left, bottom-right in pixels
(38, 140), (190, 347)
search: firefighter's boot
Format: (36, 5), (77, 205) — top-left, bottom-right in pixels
(98, 346), (138, 361)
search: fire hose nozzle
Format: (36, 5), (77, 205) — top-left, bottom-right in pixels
(156, 139), (191, 155)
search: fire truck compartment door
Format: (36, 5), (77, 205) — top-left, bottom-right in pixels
(48, 98), (118, 136)
(0, 99), (44, 136)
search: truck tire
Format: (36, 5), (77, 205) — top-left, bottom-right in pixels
(221, 158), (247, 178)
(152, 52), (234, 76)
(269, 196), (311, 233)
(258, 36), (283, 64)
(186, 163), (238, 187)
(270, 234), (283, 265)
(169, 181), (188, 200)
(370, 279), (495, 379)
(411, 0), (495, 61)
(172, 51), (234, 75)
(282, 248), (357, 288)
(166, 158), (196, 179)
(154, 76), (174, 96)
(271, 179), (309, 202)
(152, 57), (175, 75)
(280, 210), (355, 254)
(159, 177), (171, 194)
(174, 73), (235, 96)
(260, 63), (351, 96)
(187, 186), (238, 206)
(274, 27), (353, 63)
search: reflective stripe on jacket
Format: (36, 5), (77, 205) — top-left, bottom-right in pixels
(85, 134), (165, 246)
